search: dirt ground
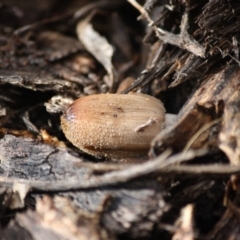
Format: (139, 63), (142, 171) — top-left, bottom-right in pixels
(0, 0), (240, 239)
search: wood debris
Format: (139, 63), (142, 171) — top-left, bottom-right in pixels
(0, 0), (240, 239)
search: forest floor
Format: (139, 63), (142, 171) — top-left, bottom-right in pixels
(0, 0), (240, 239)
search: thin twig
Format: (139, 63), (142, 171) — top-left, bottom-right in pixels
(127, 0), (205, 58)
(127, 0), (154, 25)
(76, 162), (240, 177)
(14, 0), (124, 35)
(162, 164), (240, 176)
(0, 149), (208, 192)
(14, 13), (72, 35)
(73, 0), (123, 21)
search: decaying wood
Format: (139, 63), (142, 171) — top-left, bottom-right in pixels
(127, 1), (205, 57)
(219, 90), (240, 165)
(1, 0), (240, 239)
(0, 69), (81, 96)
(151, 61), (240, 154)
(0, 134), (170, 238)
(2, 195), (112, 240)
(0, 135), (205, 191)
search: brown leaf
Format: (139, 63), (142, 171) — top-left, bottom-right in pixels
(76, 18), (116, 88)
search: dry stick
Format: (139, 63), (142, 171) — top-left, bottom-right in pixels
(162, 164), (240, 176)
(0, 149), (208, 192)
(76, 162), (240, 176)
(127, 0), (205, 58)
(14, 13), (72, 35)
(14, 0), (123, 35)
(73, 0), (123, 21)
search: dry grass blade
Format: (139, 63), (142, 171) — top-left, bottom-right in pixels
(183, 118), (222, 153)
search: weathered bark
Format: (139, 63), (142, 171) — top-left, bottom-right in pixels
(1, 0), (240, 239)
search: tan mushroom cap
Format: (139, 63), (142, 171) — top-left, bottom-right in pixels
(61, 93), (165, 159)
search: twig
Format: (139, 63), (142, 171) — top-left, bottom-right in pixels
(76, 162), (240, 177)
(14, 0), (123, 35)
(14, 13), (72, 35)
(127, 0), (205, 58)
(161, 164), (240, 176)
(127, 0), (154, 25)
(0, 149), (208, 192)
(73, 0), (123, 21)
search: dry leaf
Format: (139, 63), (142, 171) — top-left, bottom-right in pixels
(76, 18), (116, 88)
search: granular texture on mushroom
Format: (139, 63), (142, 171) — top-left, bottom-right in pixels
(61, 93), (165, 159)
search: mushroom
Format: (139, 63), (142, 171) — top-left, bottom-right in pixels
(61, 93), (176, 159)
